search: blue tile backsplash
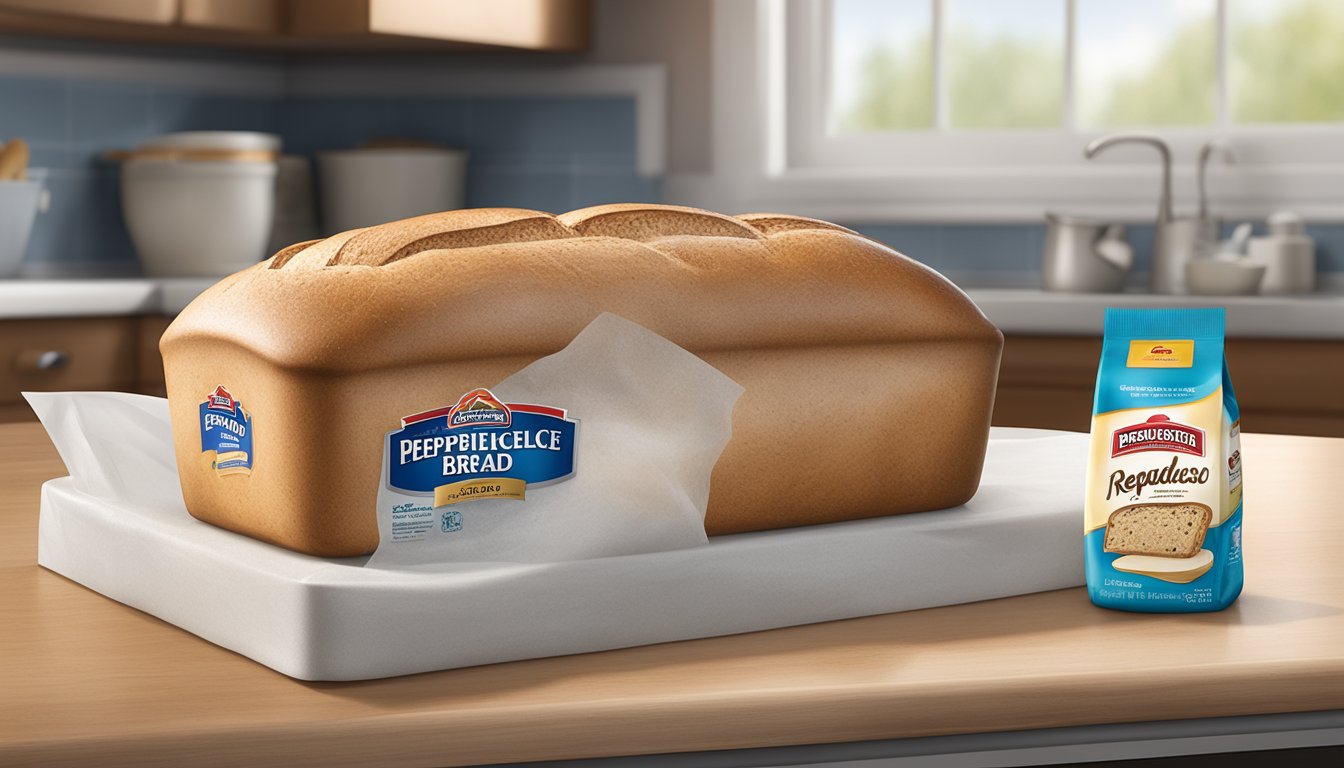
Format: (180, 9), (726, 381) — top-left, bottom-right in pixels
(1, 70), (653, 272)
(851, 222), (1344, 283)
(2, 62), (1341, 281)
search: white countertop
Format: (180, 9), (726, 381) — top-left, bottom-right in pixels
(1, 279), (1342, 339)
(0, 278), (218, 319)
(967, 288), (1344, 339)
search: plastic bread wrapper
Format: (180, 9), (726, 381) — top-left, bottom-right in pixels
(25, 313), (743, 568)
(368, 313), (743, 567)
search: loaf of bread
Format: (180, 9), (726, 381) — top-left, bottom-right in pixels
(161, 204), (1003, 557)
(1103, 502), (1212, 558)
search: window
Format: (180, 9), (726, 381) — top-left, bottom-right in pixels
(831, 0), (1066, 133)
(824, 0), (1344, 135)
(690, 0), (1344, 221)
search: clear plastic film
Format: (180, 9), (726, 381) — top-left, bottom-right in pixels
(368, 313), (744, 568)
(24, 389), (185, 514)
(25, 315), (741, 569)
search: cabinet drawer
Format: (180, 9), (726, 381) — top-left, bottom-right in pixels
(181, 0), (282, 34)
(137, 315), (173, 396)
(999, 336), (1101, 389)
(997, 334), (1344, 438)
(0, 318), (139, 407)
(1225, 338), (1344, 414)
(0, 0), (176, 25)
(289, 0), (590, 51)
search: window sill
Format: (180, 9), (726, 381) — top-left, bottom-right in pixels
(665, 163), (1344, 224)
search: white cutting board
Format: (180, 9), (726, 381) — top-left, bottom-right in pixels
(37, 428), (1088, 681)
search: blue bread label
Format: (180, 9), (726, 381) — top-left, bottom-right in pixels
(199, 385), (253, 477)
(385, 388), (576, 508)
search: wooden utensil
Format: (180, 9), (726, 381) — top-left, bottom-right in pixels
(0, 138), (29, 180)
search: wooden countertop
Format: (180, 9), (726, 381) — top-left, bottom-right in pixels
(3, 421), (1343, 767)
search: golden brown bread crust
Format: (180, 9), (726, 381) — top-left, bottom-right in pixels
(168, 205), (1000, 372)
(162, 204), (1003, 557)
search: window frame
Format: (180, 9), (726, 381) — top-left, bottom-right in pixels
(675, 0), (1344, 224)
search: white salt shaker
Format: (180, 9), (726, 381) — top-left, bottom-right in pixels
(1247, 211), (1316, 294)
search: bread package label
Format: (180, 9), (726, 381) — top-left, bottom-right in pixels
(364, 313), (743, 567)
(1085, 308), (1243, 612)
(379, 388), (577, 542)
(198, 385), (253, 477)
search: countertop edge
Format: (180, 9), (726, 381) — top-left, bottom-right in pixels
(4, 661), (1344, 767)
(3, 280), (1342, 339)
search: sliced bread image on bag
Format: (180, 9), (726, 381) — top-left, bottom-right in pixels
(1103, 502), (1212, 558)
(1084, 308), (1243, 612)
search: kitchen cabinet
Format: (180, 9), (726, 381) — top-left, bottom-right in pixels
(0, 317), (140, 423)
(0, 0), (284, 45)
(0, 0), (176, 26)
(136, 314), (172, 397)
(0, 0), (588, 52)
(0, 316), (168, 422)
(179, 0), (282, 36)
(288, 0), (589, 52)
(994, 334), (1344, 437)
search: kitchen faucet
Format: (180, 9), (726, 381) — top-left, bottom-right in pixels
(1197, 140), (1236, 223)
(1083, 133), (1214, 294)
(1084, 132), (1173, 224)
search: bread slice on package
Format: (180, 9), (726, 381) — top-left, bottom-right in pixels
(1112, 550), (1214, 583)
(1103, 502), (1212, 558)
(161, 204), (1003, 557)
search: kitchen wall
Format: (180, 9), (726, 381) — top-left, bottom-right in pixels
(0, 39), (650, 276)
(3, 21), (1342, 285)
(280, 95), (651, 212)
(1, 73), (275, 274)
(850, 223), (1344, 288)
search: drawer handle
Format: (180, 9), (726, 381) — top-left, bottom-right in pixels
(15, 350), (69, 372)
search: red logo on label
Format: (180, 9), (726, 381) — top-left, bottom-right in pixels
(1111, 414), (1205, 458)
(205, 385), (237, 414)
(445, 388), (511, 428)
(399, 389), (567, 428)
(397, 389), (512, 428)
(1149, 345), (1173, 355)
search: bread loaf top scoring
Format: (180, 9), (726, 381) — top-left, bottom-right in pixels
(163, 204), (999, 372)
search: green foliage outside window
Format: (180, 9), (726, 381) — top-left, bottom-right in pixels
(1230, 0), (1344, 123)
(834, 0), (1344, 132)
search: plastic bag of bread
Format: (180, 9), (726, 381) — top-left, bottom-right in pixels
(161, 204), (1003, 557)
(367, 312), (743, 566)
(1085, 308), (1244, 611)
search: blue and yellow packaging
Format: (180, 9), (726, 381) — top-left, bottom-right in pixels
(1085, 308), (1243, 612)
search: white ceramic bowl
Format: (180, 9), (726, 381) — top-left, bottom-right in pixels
(0, 172), (48, 278)
(1185, 258), (1267, 296)
(318, 148), (467, 234)
(139, 131), (281, 153)
(121, 159), (277, 278)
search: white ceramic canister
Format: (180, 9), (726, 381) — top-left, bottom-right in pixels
(0, 170), (48, 278)
(266, 154), (319, 255)
(1247, 212), (1316, 295)
(318, 148), (468, 234)
(122, 157), (278, 278)
(139, 131), (281, 155)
